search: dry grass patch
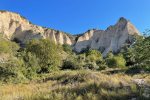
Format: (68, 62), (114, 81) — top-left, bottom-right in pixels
(0, 70), (149, 100)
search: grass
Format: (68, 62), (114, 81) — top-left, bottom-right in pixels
(0, 70), (149, 100)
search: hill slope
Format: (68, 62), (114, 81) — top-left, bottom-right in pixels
(0, 11), (140, 55)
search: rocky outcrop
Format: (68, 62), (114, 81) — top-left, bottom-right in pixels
(74, 17), (140, 56)
(0, 11), (74, 45)
(0, 11), (140, 56)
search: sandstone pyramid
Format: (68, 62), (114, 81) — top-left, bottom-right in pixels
(0, 11), (140, 56)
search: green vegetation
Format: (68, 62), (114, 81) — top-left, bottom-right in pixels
(0, 31), (150, 99)
(106, 53), (126, 68)
(61, 49), (106, 70)
(18, 51), (40, 79)
(25, 39), (62, 73)
(0, 33), (150, 83)
(0, 37), (63, 82)
(0, 36), (19, 54)
(122, 36), (150, 73)
(62, 44), (73, 54)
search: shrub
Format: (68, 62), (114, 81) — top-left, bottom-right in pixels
(126, 62), (150, 74)
(62, 54), (83, 70)
(96, 60), (107, 70)
(62, 44), (72, 53)
(17, 51), (40, 79)
(106, 54), (126, 68)
(0, 57), (26, 83)
(113, 55), (126, 68)
(122, 35), (150, 72)
(62, 60), (80, 70)
(122, 47), (136, 66)
(0, 37), (19, 55)
(83, 62), (99, 70)
(26, 39), (62, 73)
(86, 49), (102, 63)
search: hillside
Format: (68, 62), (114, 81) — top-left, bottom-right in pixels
(0, 11), (140, 55)
(0, 11), (149, 100)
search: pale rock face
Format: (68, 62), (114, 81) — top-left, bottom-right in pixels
(74, 17), (140, 56)
(0, 11), (140, 56)
(0, 11), (73, 45)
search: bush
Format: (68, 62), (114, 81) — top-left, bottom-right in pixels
(122, 35), (150, 72)
(26, 39), (62, 73)
(62, 60), (80, 70)
(86, 50), (102, 63)
(83, 62), (99, 70)
(126, 62), (150, 74)
(0, 37), (19, 55)
(62, 44), (72, 53)
(106, 54), (126, 68)
(17, 51), (40, 79)
(62, 54), (83, 70)
(0, 57), (26, 83)
(96, 60), (107, 70)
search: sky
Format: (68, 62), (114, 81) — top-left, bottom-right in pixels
(0, 0), (150, 34)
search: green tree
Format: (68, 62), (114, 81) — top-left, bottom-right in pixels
(17, 50), (40, 79)
(62, 44), (72, 54)
(26, 39), (62, 73)
(62, 54), (83, 70)
(0, 57), (26, 83)
(106, 54), (126, 68)
(86, 49), (102, 63)
(84, 50), (106, 70)
(122, 35), (150, 72)
(0, 37), (19, 55)
(131, 36), (150, 71)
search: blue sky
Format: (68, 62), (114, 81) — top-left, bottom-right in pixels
(0, 0), (150, 34)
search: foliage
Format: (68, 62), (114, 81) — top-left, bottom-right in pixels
(0, 57), (26, 83)
(61, 49), (105, 70)
(17, 51), (40, 79)
(0, 29), (149, 84)
(83, 62), (99, 70)
(123, 35), (150, 72)
(62, 60), (80, 70)
(86, 49), (103, 63)
(61, 49), (106, 70)
(62, 54), (83, 70)
(26, 39), (62, 73)
(113, 55), (126, 68)
(96, 60), (107, 70)
(106, 53), (126, 68)
(62, 44), (72, 54)
(84, 50), (106, 70)
(0, 38), (63, 82)
(0, 36), (26, 83)
(0, 37), (19, 55)
(0, 31), (150, 99)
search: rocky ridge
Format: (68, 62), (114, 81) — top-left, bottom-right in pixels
(74, 17), (140, 56)
(0, 11), (140, 55)
(0, 10), (74, 45)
